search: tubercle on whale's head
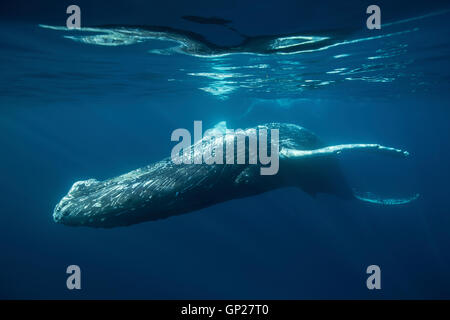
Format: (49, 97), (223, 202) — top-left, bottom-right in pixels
(53, 179), (103, 227)
(53, 195), (74, 225)
(53, 177), (152, 228)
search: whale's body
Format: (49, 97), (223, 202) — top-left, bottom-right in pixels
(53, 123), (417, 228)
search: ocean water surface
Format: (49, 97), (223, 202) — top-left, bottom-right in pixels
(1, 1), (450, 299)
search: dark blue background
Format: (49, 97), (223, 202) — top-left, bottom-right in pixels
(0, 0), (450, 299)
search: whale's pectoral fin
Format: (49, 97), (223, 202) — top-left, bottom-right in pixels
(280, 144), (409, 159)
(281, 143), (419, 205)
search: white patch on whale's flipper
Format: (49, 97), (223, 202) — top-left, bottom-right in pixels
(280, 143), (409, 159)
(353, 190), (420, 205)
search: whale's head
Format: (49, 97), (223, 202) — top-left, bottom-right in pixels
(53, 168), (160, 228)
(53, 178), (140, 227)
(53, 179), (105, 226)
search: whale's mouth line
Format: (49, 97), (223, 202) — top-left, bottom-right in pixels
(281, 143), (419, 205)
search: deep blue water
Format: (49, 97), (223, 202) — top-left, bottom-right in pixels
(1, 1), (450, 299)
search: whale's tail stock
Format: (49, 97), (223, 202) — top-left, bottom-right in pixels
(281, 143), (420, 205)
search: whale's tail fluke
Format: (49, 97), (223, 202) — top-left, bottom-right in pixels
(353, 190), (420, 205)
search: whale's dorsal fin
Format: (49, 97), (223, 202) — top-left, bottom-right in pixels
(205, 121), (227, 137)
(213, 121), (227, 133)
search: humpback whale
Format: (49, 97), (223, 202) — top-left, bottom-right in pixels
(53, 123), (418, 228)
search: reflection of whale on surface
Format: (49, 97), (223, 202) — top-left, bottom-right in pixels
(40, 10), (450, 57)
(53, 123), (419, 228)
(39, 23), (348, 57)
